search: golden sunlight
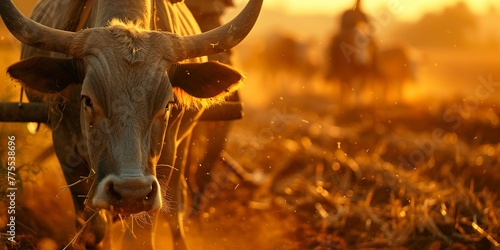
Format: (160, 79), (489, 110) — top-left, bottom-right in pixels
(2, 0), (500, 249)
(248, 0), (500, 21)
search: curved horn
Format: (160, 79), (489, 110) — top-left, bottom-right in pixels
(0, 0), (74, 54)
(180, 0), (263, 60)
(355, 0), (362, 11)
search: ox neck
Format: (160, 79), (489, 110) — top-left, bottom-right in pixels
(92, 0), (152, 28)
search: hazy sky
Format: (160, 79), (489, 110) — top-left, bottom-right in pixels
(236, 0), (500, 21)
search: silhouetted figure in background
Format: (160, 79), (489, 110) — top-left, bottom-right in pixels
(325, 0), (377, 105)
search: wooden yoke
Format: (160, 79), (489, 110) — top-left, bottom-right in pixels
(0, 102), (50, 123)
(0, 100), (241, 122)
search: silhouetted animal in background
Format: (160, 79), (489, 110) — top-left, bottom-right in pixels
(375, 44), (420, 101)
(251, 33), (319, 89)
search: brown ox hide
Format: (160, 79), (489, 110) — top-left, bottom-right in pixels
(325, 7), (377, 106)
(1, 0), (262, 249)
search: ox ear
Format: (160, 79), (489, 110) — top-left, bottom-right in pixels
(171, 61), (243, 98)
(7, 56), (83, 93)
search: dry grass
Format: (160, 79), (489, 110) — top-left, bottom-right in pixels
(222, 96), (500, 249)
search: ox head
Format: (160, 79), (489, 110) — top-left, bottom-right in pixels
(1, 0), (262, 214)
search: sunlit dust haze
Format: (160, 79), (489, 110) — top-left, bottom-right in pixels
(225, 0), (500, 107)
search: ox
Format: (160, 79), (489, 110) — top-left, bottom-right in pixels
(374, 44), (420, 101)
(184, 0), (243, 214)
(239, 33), (318, 95)
(0, 0), (262, 249)
(325, 0), (377, 105)
(261, 33), (318, 86)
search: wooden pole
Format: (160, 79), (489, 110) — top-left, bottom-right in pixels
(199, 102), (243, 121)
(0, 101), (242, 123)
(0, 102), (50, 123)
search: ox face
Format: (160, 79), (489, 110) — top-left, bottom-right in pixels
(1, 0), (262, 217)
(7, 23), (244, 214)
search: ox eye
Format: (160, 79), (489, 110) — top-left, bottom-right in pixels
(163, 103), (174, 120)
(163, 105), (170, 118)
(81, 96), (94, 111)
(166, 101), (175, 113)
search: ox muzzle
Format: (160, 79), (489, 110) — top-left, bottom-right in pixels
(92, 174), (161, 214)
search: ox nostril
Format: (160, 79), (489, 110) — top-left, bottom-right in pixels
(146, 183), (157, 201)
(108, 177), (155, 202)
(108, 183), (122, 201)
(93, 175), (161, 213)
